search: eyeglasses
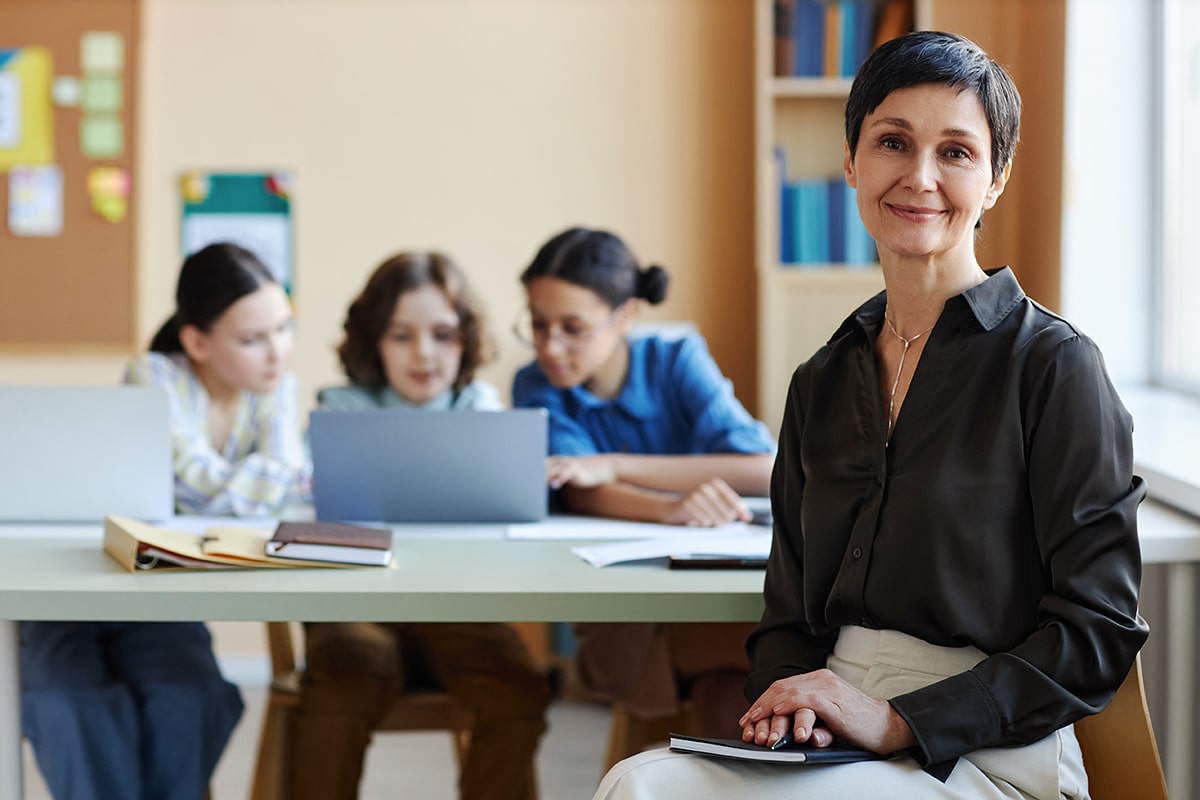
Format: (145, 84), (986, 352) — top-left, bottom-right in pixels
(511, 307), (623, 351)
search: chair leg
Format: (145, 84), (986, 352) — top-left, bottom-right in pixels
(249, 700), (293, 800)
(604, 705), (636, 773)
(451, 727), (471, 769)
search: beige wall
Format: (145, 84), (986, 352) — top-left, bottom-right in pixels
(0, 0), (757, 413)
(0, 0), (756, 667)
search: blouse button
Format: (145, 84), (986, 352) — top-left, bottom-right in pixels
(851, 547), (863, 559)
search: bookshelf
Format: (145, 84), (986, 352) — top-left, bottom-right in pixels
(753, 0), (1064, 435)
(754, 0), (929, 432)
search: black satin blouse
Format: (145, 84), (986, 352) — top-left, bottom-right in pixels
(746, 267), (1148, 770)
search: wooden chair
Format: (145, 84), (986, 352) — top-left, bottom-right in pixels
(249, 622), (473, 800)
(601, 654), (1166, 799)
(603, 702), (694, 772)
(1074, 654), (1167, 800)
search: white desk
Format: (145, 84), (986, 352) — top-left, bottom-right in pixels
(0, 518), (766, 800)
(1, 503), (1197, 800)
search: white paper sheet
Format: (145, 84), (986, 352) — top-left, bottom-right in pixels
(507, 515), (768, 541)
(571, 532), (772, 568)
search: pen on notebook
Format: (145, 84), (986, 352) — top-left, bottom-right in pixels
(769, 731), (794, 751)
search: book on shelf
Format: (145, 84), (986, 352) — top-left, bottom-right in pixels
(776, 0), (904, 78)
(776, 147), (795, 263)
(829, 179), (847, 263)
(794, 179), (831, 264)
(822, 2), (840, 78)
(792, 0), (825, 76)
(668, 733), (894, 765)
(777, 176), (875, 267)
(103, 515), (392, 572)
(773, 0), (797, 77)
(843, 185), (877, 265)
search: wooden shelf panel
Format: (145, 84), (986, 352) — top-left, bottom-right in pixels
(755, 266), (885, 433)
(770, 77), (855, 97)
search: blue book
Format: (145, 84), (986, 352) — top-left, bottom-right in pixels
(812, 180), (830, 263)
(843, 185), (876, 266)
(794, 180), (830, 264)
(839, 1), (857, 78)
(828, 178), (846, 263)
(783, 183), (802, 265)
(776, 148), (795, 263)
(793, 0), (825, 76)
(781, 181), (796, 264)
(852, 0), (874, 74)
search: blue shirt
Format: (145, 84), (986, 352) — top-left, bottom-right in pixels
(511, 333), (775, 457)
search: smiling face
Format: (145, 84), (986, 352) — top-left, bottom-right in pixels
(183, 283), (294, 396)
(844, 83), (1011, 267)
(378, 283), (464, 404)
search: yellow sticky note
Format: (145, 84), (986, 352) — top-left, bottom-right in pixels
(80, 115), (123, 158)
(88, 165), (129, 197)
(93, 194), (127, 223)
(81, 32), (124, 73)
(88, 166), (130, 222)
(82, 74), (122, 112)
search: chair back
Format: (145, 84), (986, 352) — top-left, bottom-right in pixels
(1073, 655), (1167, 800)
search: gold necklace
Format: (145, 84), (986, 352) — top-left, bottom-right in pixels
(883, 314), (935, 442)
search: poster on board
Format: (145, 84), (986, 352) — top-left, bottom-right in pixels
(0, 46), (55, 168)
(180, 171), (293, 292)
(8, 164), (63, 236)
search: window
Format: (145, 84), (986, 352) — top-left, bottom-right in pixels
(1158, 0), (1200, 391)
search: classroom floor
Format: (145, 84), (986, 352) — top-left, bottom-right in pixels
(22, 684), (620, 799)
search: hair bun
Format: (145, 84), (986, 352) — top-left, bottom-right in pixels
(638, 264), (669, 305)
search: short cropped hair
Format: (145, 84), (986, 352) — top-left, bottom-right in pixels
(845, 31), (1021, 182)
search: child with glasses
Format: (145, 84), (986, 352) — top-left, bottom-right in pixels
(290, 251), (551, 800)
(511, 226), (776, 737)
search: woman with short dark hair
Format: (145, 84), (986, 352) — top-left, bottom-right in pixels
(593, 30), (1146, 799)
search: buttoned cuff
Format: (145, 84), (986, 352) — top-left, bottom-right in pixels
(889, 670), (1002, 768)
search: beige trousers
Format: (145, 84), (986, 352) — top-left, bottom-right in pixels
(593, 627), (1089, 800)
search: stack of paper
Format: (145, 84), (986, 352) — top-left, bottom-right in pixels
(570, 531), (772, 568)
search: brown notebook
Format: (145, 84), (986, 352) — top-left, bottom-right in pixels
(265, 521), (394, 566)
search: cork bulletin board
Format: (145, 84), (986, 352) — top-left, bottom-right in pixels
(0, 0), (138, 349)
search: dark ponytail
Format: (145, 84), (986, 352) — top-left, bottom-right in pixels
(150, 243), (277, 353)
(637, 265), (668, 305)
(148, 313), (185, 353)
(520, 227), (670, 309)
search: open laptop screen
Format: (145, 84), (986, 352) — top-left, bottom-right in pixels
(309, 408), (548, 523)
(0, 386), (174, 522)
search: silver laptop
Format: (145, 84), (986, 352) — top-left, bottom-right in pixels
(0, 386), (174, 522)
(309, 408), (548, 523)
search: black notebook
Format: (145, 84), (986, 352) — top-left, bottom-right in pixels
(668, 733), (892, 765)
